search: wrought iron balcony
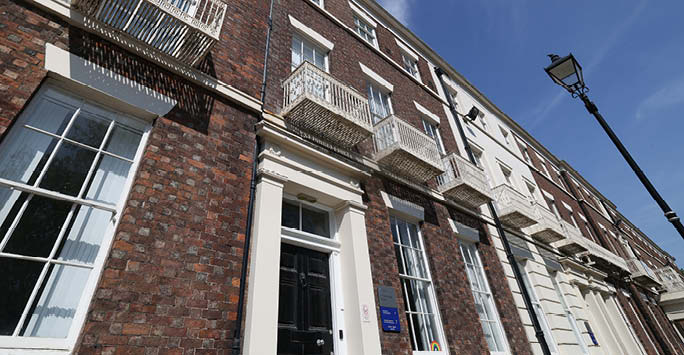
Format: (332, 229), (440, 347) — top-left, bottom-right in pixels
(282, 62), (373, 148)
(627, 258), (661, 287)
(374, 115), (444, 182)
(524, 203), (565, 244)
(73, 0), (226, 66)
(436, 153), (493, 208)
(492, 184), (537, 228)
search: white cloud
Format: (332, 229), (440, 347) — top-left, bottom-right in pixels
(377, 0), (413, 26)
(636, 75), (684, 121)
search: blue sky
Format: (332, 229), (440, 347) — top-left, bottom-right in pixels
(377, 0), (684, 267)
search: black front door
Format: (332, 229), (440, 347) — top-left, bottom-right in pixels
(278, 243), (334, 355)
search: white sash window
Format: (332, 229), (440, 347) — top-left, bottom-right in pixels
(390, 216), (446, 353)
(517, 261), (559, 354)
(0, 85), (149, 350)
(460, 242), (509, 354)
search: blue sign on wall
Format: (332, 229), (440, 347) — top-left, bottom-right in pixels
(380, 306), (400, 332)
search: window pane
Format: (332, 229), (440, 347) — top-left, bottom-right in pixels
(84, 155), (133, 205)
(394, 244), (405, 275)
(0, 258), (44, 335)
(0, 188), (29, 241)
(301, 205), (329, 237)
(481, 320), (497, 350)
(105, 125), (142, 160)
(314, 50), (325, 69)
(0, 128), (58, 185)
(65, 113), (110, 148)
(411, 313), (428, 350)
(20, 264), (91, 338)
(291, 36), (302, 69)
(303, 40), (314, 64)
(407, 222), (421, 249)
(57, 206), (112, 265)
(39, 142), (98, 196)
(2, 195), (73, 258)
(282, 200), (299, 229)
(24, 98), (75, 135)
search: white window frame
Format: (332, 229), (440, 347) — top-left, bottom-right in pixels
(498, 162), (515, 189)
(309, 0), (323, 8)
(367, 82), (393, 124)
(395, 38), (421, 81)
(460, 242), (509, 355)
(401, 52), (420, 79)
(517, 261), (559, 355)
(353, 15), (377, 47)
(499, 126), (510, 145)
(550, 272), (589, 355)
(291, 32), (329, 72)
(525, 180), (539, 204)
(0, 84), (150, 352)
(422, 119), (445, 155)
(391, 215), (448, 354)
(542, 191), (561, 219)
(281, 196), (336, 241)
(350, 2), (378, 48)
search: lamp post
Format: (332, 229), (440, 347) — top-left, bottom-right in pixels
(544, 53), (684, 240)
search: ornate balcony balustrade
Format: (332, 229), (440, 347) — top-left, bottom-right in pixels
(374, 115), (444, 182)
(492, 184), (536, 229)
(656, 266), (684, 320)
(656, 266), (684, 293)
(524, 203), (565, 244)
(553, 220), (589, 255)
(627, 258), (661, 287)
(436, 153), (493, 208)
(553, 222), (629, 273)
(73, 0), (226, 66)
(282, 62), (373, 148)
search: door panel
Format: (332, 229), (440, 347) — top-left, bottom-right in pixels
(278, 244), (334, 355)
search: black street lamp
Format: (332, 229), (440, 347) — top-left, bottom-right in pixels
(544, 53), (684, 240)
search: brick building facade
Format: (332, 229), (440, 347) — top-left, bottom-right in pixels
(0, 0), (683, 354)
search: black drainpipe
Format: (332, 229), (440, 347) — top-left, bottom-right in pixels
(231, 0), (275, 353)
(434, 68), (551, 355)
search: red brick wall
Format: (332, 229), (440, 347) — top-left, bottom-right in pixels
(616, 291), (662, 355)
(0, 0), (265, 353)
(265, 0), (459, 160)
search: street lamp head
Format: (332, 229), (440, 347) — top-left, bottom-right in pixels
(544, 53), (585, 95)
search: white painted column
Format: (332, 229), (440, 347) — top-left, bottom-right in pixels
(243, 169), (288, 355)
(585, 290), (622, 355)
(335, 200), (382, 355)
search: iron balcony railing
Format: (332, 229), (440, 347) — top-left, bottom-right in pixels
(627, 258), (661, 287)
(525, 202), (565, 244)
(374, 115), (444, 182)
(73, 0), (226, 66)
(492, 184), (537, 229)
(436, 153), (493, 208)
(282, 62), (373, 148)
